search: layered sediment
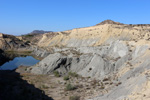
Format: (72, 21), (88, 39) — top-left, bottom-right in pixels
(28, 20), (150, 100)
(2, 20), (150, 100)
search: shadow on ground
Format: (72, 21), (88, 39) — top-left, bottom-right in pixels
(0, 70), (54, 100)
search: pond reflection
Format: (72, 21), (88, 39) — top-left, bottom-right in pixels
(0, 52), (40, 70)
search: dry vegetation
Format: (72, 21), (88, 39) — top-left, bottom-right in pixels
(17, 69), (121, 100)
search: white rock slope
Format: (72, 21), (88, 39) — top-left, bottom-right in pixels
(28, 20), (150, 100)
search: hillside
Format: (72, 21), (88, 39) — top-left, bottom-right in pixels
(36, 20), (150, 49)
(27, 20), (150, 100)
(1, 20), (150, 100)
(0, 33), (30, 51)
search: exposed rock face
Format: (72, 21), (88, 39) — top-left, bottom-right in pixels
(29, 41), (150, 100)
(29, 40), (128, 78)
(2, 20), (150, 100)
(30, 46), (50, 58)
(0, 33), (30, 51)
(27, 20), (150, 100)
(0, 33), (3, 38)
(36, 20), (150, 49)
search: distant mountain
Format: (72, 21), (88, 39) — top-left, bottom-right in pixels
(28, 30), (53, 35)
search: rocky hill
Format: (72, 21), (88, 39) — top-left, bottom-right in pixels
(27, 20), (150, 100)
(28, 30), (53, 35)
(1, 20), (150, 100)
(0, 33), (30, 51)
(35, 20), (150, 49)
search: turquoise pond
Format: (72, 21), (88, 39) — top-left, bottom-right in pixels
(0, 56), (40, 70)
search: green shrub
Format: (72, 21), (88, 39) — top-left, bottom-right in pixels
(25, 68), (27, 71)
(68, 72), (78, 77)
(54, 71), (60, 77)
(41, 85), (49, 89)
(100, 82), (105, 89)
(87, 76), (91, 78)
(69, 96), (80, 100)
(65, 83), (76, 91)
(63, 75), (69, 80)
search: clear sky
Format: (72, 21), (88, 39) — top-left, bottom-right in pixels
(0, 0), (150, 35)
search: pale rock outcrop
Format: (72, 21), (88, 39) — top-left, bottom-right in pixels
(27, 20), (150, 100)
(29, 40), (130, 79)
(0, 33), (30, 51)
(0, 33), (3, 38)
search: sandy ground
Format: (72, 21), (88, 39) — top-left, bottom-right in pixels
(15, 66), (118, 100)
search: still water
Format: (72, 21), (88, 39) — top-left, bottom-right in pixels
(0, 56), (40, 70)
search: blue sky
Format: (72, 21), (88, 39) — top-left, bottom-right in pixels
(0, 0), (150, 35)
